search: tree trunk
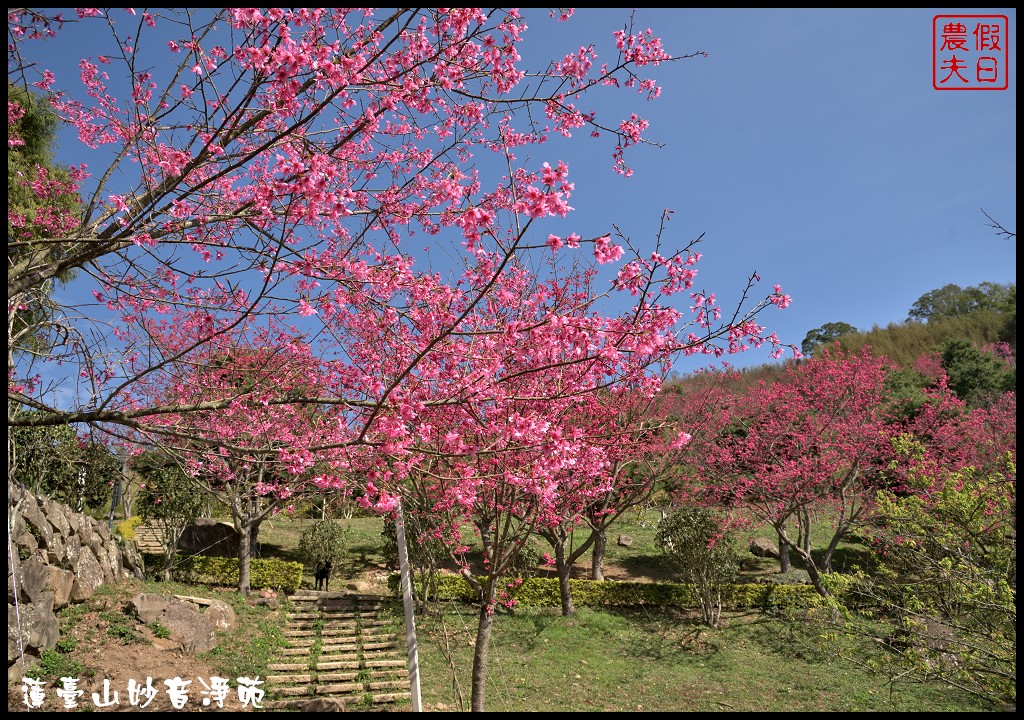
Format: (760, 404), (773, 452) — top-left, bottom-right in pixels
(555, 538), (575, 617)
(777, 528), (791, 573)
(477, 518), (493, 560)
(590, 529), (607, 581)
(470, 580), (497, 712)
(238, 517), (253, 596)
(820, 528), (845, 573)
(797, 547), (828, 597)
(799, 509), (812, 557)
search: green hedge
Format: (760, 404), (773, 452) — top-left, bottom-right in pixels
(389, 573), (822, 610)
(172, 556), (303, 594)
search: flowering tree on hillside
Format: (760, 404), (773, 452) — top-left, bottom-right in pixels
(683, 348), (898, 596)
(532, 390), (693, 616)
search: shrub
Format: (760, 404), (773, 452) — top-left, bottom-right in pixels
(115, 515), (144, 541)
(298, 519), (350, 569)
(388, 572), (822, 611)
(655, 507), (742, 626)
(171, 556), (303, 594)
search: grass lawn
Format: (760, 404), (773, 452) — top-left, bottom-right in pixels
(126, 507), (999, 712)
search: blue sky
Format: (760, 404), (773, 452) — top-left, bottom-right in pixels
(515, 7), (1017, 370)
(30, 8), (1018, 383)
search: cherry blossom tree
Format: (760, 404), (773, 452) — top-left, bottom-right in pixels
(531, 390), (693, 616)
(683, 348), (898, 596)
(8, 8), (793, 437)
(8, 9), (801, 711)
(127, 333), (341, 595)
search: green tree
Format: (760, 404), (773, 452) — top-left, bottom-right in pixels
(832, 453), (1016, 709)
(997, 284), (1015, 349)
(656, 506), (740, 627)
(298, 520), (350, 569)
(907, 282), (1014, 323)
(801, 321), (858, 358)
(941, 338), (1014, 408)
(7, 82), (81, 359)
(132, 450), (207, 579)
(882, 366), (932, 421)
(8, 414), (117, 511)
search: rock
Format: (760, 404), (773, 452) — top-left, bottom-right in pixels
(94, 543), (116, 584)
(22, 500), (54, 550)
(749, 537), (780, 559)
(46, 566), (76, 609)
(70, 547), (106, 602)
(346, 581), (371, 593)
(120, 541), (145, 578)
(44, 499), (71, 537)
(160, 598), (218, 654)
(303, 698), (344, 712)
(616, 534), (634, 548)
(130, 593), (172, 623)
(204, 599), (237, 632)
(152, 637), (181, 651)
(18, 555), (51, 605)
(14, 530), (38, 553)
(177, 519), (257, 558)
(8, 591), (59, 657)
(248, 597), (280, 610)
(62, 539), (83, 569)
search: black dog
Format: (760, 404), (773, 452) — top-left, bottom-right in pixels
(315, 560), (333, 591)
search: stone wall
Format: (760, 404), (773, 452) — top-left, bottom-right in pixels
(7, 481), (144, 682)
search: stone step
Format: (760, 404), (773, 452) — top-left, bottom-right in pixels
(280, 645), (313, 654)
(367, 666), (407, 676)
(259, 699), (305, 711)
(317, 648), (360, 659)
(370, 679), (411, 691)
(373, 692), (413, 704)
(267, 662), (308, 671)
(315, 682), (363, 695)
(266, 674), (313, 684)
(318, 645), (358, 655)
(316, 660), (361, 671)
(362, 641), (402, 651)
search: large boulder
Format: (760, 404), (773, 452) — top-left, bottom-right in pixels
(129, 593), (221, 654)
(70, 547), (106, 602)
(204, 599), (237, 632)
(749, 537), (780, 559)
(177, 519), (258, 558)
(130, 593), (173, 624)
(8, 592), (59, 665)
(160, 599), (219, 654)
(46, 567), (76, 609)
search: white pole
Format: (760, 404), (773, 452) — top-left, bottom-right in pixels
(395, 498), (422, 711)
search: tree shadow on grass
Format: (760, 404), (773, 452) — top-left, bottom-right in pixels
(614, 554), (676, 582)
(811, 543), (876, 574)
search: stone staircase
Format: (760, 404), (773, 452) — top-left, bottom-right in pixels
(133, 520), (166, 556)
(262, 592), (413, 711)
